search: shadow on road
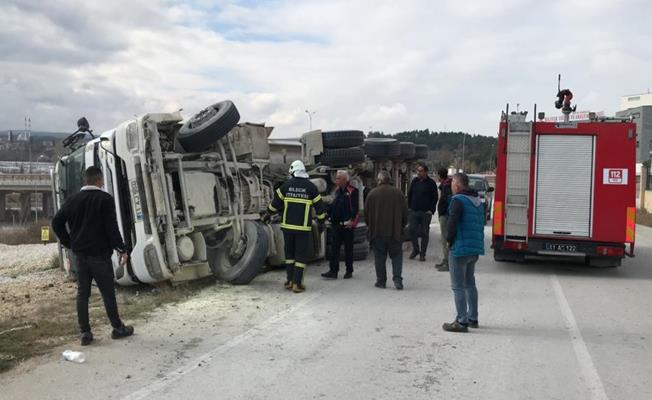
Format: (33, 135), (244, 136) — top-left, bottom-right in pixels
(487, 257), (652, 281)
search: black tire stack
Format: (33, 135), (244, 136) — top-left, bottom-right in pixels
(364, 138), (401, 159)
(318, 130), (365, 167)
(325, 222), (370, 261)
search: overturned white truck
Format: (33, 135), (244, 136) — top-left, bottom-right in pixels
(53, 101), (426, 286)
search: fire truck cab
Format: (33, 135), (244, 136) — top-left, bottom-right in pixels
(492, 110), (636, 267)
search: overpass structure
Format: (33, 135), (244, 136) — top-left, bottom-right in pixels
(0, 172), (54, 223)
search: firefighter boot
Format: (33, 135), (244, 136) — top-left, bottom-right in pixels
(284, 263), (294, 290)
(292, 264), (306, 293)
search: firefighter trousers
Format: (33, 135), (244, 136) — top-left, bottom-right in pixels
(283, 230), (311, 285)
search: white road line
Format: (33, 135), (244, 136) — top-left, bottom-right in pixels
(121, 291), (323, 400)
(550, 274), (609, 400)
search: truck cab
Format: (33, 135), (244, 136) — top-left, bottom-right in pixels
(54, 105), (277, 285)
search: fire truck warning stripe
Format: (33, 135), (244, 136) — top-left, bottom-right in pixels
(493, 201), (504, 235)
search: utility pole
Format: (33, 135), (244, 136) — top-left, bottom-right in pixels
(305, 110), (316, 131)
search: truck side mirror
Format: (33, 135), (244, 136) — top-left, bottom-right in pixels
(487, 186), (495, 193)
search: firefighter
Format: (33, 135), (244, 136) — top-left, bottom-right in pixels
(263, 160), (326, 293)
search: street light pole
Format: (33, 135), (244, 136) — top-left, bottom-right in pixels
(305, 110), (316, 131)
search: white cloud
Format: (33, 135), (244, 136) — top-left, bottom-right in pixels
(0, 0), (651, 138)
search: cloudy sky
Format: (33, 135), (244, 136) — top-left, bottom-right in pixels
(1, 0), (650, 137)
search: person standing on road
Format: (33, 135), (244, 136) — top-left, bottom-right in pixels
(408, 164), (438, 262)
(322, 170), (360, 280)
(364, 171), (408, 290)
(264, 160), (326, 293)
(442, 173), (485, 333)
(51, 166), (134, 346)
(435, 168), (453, 272)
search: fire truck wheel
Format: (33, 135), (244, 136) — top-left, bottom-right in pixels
(587, 256), (621, 268)
(208, 221), (269, 285)
(364, 138), (401, 158)
(493, 249), (525, 263)
(322, 130), (364, 149)
(178, 100), (240, 153)
(318, 147), (366, 167)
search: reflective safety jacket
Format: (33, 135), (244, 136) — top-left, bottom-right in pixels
(268, 176), (326, 232)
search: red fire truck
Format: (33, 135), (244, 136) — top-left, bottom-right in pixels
(492, 106), (636, 267)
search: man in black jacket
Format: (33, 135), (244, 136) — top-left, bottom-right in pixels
(322, 170), (359, 280)
(52, 166), (133, 346)
(436, 168), (453, 271)
(408, 164), (439, 261)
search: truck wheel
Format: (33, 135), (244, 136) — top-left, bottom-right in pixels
(326, 241), (370, 261)
(414, 144), (429, 159)
(322, 130), (364, 149)
(587, 256), (621, 268)
(399, 142), (416, 159)
(353, 223), (368, 243)
(493, 249), (524, 262)
(208, 221), (269, 285)
(318, 147), (365, 166)
(364, 138), (401, 158)
(178, 100), (240, 153)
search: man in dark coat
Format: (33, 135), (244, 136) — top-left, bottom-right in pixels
(408, 164), (438, 261)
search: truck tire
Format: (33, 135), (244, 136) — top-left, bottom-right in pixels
(399, 142), (416, 159)
(587, 256), (621, 268)
(414, 144), (429, 159)
(493, 249), (524, 263)
(364, 138), (401, 158)
(326, 223), (368, 245)
(325, 241), (370, 261)
(322, 130), (364, 149)
(318, 147), (365, 166)
(178, 100), (240, 153)
(208, 221), (269, 285)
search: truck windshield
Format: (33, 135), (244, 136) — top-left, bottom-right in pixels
(61, 147), (85, 201)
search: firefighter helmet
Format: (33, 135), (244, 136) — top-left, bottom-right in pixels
(289, 160), (307, 176)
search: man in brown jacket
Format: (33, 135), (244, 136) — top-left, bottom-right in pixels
(364, 170), (409, 290)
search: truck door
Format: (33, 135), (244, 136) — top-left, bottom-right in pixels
(534, 134), (595, 237)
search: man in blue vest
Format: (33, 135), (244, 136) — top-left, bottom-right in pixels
(443, 173), (485, 333)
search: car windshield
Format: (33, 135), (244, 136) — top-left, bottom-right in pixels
(468, 177), (486, 192)
(60, 147), (85, 201)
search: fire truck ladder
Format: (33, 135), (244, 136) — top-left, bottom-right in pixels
(504, 120), (532, 241)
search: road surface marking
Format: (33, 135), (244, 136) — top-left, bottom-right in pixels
(121, 291), (323, 400)
(551, 274), (609, 400)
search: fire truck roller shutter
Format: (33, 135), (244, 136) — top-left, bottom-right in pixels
(534, 135), (595, 238)
(178, 100), (240, 153)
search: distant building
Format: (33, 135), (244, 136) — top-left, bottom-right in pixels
(616, 105), (652, 163)
(620, 92), (652, 110)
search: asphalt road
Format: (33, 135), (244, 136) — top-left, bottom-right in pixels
(2, 223), (651, 400)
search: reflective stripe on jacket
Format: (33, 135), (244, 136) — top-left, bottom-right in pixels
(268, 176), (326, 232)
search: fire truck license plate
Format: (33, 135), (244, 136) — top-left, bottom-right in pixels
(545, 243), (577, 252)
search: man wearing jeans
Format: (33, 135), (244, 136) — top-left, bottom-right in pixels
(442, 173), (485, 333)
(407, 164), (438, 262)
(52, 166), (134, 345)
(435, 168), (453, 271)
(364, 171), (408, 290)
